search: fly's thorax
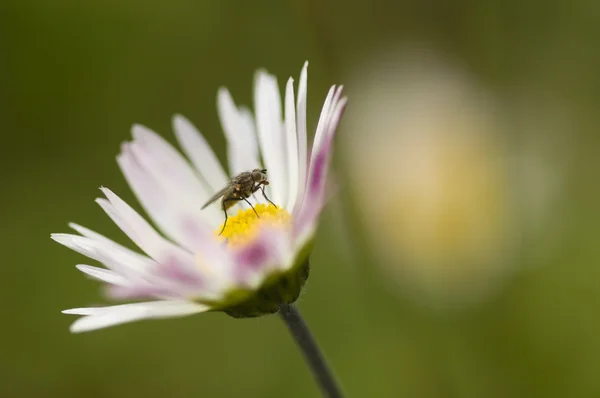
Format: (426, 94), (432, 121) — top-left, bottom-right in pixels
(232, 172), (257, 197)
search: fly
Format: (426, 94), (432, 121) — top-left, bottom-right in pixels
(201, 168), (277, 235)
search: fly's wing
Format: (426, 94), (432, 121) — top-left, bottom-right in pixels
(201, 185), (230, 209)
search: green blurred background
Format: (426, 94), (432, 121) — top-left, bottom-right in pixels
(2, 0), (600, 397)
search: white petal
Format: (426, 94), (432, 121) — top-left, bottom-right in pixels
(62, 308), (99, 316)
(130, 124), (212, 204)
(217, 88), (261, 177)
(294, 62), (309, 214)
(69, 223), (115, 245)
(313, 86), (337, 155)
(172, 114), (229, 192)
(254, 70), (287, 207)
(284, 77), (299, 211)
(216, 90), (262, 210)
(238, 107), (258, 150)
(75, 264), (129, 285)
(63, 301), (209, 333)
(118, 143), (220, 250)
(317, 89), (346, 158)
(238, 107), (263, 207)
(97, 188), (194, 262)
(51, 233), (154, 278)
(69, 223), (153, 266)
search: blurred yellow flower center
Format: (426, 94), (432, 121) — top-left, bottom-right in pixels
(217, 203), (290, 247)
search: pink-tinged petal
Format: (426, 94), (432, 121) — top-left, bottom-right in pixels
(172, 114), (229, 193)
(163, 246), (236, 300)
(103, 261), (204, 299)
(118, 143), (220, 251)
(104, 258), (212, 301)
(306, 89), (347, 203)
(107, 252), (229, 302)
(294, 86), (345, 219)
(231, 227), (292, 289)
(96, 190), (219, 289)
(105, 284), (181, 300)
(62, 301), (209, 333)
(294, 142), (330, 241)
(60, 229), (222, 302)
(156, 255), (201, 282)
(130, 124), (212, 206)
(97, 188), (195, 263)
(106, 278), (223, 303)
(284, 77), (299, 212)
(295, 92), (347, 242)
(254, 70), (287, 207)
(294, 84), (342, 218)
(294, 62), (309, 215)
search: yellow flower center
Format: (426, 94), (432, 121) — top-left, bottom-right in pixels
(217, 203), (291, 247)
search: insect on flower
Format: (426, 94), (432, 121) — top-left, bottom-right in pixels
(53, 62), (348, 333)
(201, 168), (277, 235)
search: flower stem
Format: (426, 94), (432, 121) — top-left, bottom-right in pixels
(279, 303), (344, 398)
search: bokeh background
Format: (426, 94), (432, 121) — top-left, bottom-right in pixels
(2, 0), (600, 397)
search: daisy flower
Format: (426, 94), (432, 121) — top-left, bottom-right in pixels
(52, 62), (347, 333)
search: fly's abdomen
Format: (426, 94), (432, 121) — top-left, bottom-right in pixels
(223, 200), (238, 211)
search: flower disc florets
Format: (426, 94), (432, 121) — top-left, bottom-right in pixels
(213, 204), (309, 318)
(219, 204), (290, 247)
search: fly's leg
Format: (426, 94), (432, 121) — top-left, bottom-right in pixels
(219, 198), (242, 235)
(219, 211), (228, 235)
(260, 186), (277, 208)
(242, 197), (260, 218)
(251, 183), (277, 208)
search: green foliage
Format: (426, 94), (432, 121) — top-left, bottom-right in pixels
(1, 0), (599, 397)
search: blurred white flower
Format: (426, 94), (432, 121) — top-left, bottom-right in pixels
(53, 62), (347, 332)
(342, 48), (557, 306)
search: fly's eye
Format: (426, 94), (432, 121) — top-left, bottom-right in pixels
(251, 171), (262, 181)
